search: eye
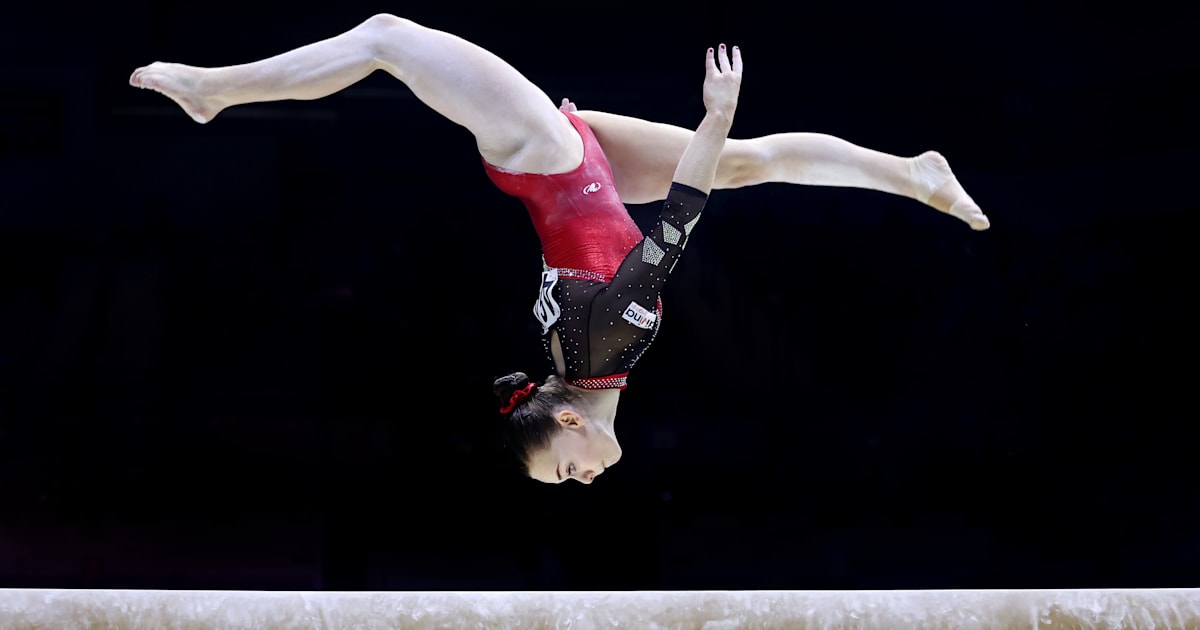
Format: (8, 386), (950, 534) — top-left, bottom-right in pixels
(567, 464), (576, 476)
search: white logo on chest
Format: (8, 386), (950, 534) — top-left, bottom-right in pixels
(582, 182), (602, 195)
(622, 301), (657, 330)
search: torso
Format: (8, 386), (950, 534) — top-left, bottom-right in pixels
(481, 116), (711, 392)
(537, 184), (709, 390)
(481, 112), (643, 280)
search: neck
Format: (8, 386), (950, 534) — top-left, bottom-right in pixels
(568, 385), (622, 428)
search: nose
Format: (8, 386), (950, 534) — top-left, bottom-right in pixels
(581, 469), (597, 483)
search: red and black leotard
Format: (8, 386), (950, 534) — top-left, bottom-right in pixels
(483, 112), (708, 390)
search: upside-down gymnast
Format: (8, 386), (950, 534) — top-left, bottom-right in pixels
(129, 13), (990, 485)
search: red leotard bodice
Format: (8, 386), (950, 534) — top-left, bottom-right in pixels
(481, 112), (643, 280)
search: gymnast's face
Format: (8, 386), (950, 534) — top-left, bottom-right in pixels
(527, 410), (622, 485)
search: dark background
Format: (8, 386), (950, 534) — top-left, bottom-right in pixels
(2, 1), (1197, 591)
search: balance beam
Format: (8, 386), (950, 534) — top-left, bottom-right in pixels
(1, 588), (1197, 628)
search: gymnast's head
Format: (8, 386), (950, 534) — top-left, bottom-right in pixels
(494, 371), (622, 484)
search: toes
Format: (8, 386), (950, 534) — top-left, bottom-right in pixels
(965, 208), (990, 231)
(130, 71), (154, 89)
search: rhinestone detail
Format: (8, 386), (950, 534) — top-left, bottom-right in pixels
(568, 374), (629, 390)
(555, 267), (610, 283)
(662, 222), (682, 246)
(642, 237), (665, 266)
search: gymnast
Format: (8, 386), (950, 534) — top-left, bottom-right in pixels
(129, 14), (990, 484)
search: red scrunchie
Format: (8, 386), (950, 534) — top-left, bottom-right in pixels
(500, 382), (539, 414)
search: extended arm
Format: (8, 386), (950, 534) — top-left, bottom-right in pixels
(603, 45), (744, 306)
(671, 45), (743, 194)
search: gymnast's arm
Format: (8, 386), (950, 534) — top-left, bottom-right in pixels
(603, 45), (744, 294)
(671, 44), (742, 195)
(638, 43), (744, 264)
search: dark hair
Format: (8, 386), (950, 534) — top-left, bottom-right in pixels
(494, 371), (580, 469)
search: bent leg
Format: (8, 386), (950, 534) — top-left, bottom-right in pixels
(130, 14), (580, 173)
(577, 110), (989, 230)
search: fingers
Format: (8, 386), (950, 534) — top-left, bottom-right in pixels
(705, 47), (717, 79)
(706, 44), (741, 75)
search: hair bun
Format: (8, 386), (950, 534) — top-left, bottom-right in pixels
(493, 371), (530, 401)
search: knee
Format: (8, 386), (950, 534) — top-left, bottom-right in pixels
(357, 13), (414, 39)
(352, 13), (418, 58)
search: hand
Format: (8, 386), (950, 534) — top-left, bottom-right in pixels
(703, 44), (742, 120)
(559, 97), (578, 113)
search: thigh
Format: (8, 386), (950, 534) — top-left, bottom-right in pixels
(577, 110), (759, 204)
(370, 15), (582, 174)
(575, 110), (689, 204)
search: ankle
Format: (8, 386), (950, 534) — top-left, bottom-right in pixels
(908, 151), (950, 204)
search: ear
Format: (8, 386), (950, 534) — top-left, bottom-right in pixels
(555, 409), (585, 428)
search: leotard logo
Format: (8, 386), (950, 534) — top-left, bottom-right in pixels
(622, 301), (657, 329)
(582, 182), (602, 195)
(533, 269), (561, 334)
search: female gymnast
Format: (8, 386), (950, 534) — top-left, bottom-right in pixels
(129, 14), (990, 484)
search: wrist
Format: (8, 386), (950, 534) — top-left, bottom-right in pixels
(703, 110), (735, 130)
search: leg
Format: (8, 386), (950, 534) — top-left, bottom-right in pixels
(130, 14), (581, 174)
(576, 110), (989, 230)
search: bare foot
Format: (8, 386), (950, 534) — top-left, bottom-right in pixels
(909, 151), (990, 231)
(129, 62), (223, 124)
